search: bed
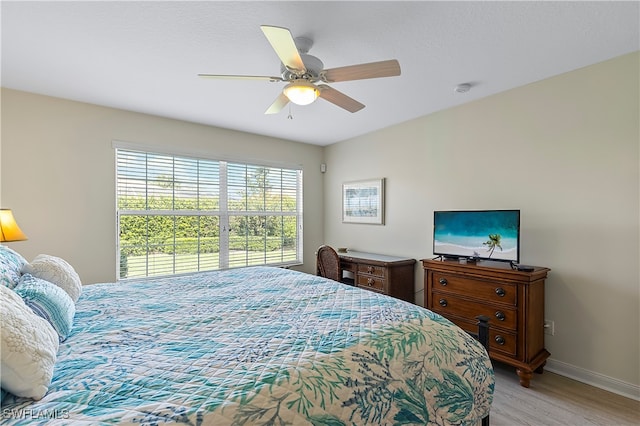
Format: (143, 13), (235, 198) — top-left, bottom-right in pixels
(1, 249), (494, 425)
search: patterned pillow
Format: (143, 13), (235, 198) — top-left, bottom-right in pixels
(22, 254), (82, 302)
(0, 245), (27, 289)
(0, 285), (59, 400)
(15, 274), (76, 342)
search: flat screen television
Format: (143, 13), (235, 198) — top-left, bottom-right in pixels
(433, 209), (520, 263)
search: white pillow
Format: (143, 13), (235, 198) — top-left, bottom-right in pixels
(0, 285), (59, 400)
(0, 245), (28, 289)
(22, 254), (82, 302)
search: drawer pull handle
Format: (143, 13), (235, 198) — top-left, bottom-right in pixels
(439, 299), (448, 307)
(367, 278), (374, 286)
(495, 311), (506, 321)
(495, 287), (506, 297)
(495, 335), (506, 345)
(438, 278), (448, 286)
(367, 266), (373, 273)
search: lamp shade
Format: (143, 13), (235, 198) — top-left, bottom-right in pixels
(283, 80), (319, 106)
(0, 209), (28, 242)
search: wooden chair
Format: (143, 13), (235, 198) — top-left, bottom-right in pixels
(316, 245), (341, 282)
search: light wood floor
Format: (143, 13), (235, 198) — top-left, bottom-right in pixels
(490, 362), (640, 425)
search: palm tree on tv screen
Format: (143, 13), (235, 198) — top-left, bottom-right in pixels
(483, 233), (502, 258)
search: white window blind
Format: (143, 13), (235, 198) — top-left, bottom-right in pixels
(116, 148), (303, 279)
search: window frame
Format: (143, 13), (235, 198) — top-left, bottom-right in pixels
(114, 143), (303, 281)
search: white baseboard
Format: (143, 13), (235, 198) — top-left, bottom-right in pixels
(545, 358), (640, 401)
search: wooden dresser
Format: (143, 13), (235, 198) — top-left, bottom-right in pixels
(422, 258), (550, 387)
(339, 251), (415, 303)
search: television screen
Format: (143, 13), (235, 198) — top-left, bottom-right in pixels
(433, 210), (520, 263)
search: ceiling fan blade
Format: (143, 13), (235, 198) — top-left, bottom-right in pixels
(198, 74), (283, 82)
(321, 59), (401, 83)
(260, 25), (306, 75)
(317, 84), (365, 113)
(265, 93), (290, 114)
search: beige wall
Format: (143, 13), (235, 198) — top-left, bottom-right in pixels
(324, 52), (639, 394)
(0, 89), (324, 283)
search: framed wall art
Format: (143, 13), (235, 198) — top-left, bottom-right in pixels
(342, 178), (385, 225)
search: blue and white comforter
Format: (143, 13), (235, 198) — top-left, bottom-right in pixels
(1, 267), (494, 425)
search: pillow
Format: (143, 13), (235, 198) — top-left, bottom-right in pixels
(0, 245), (28, 289)
(14, 274), (75, 342)
(22, 254), (82, 302)
(0, 285), (59, 400)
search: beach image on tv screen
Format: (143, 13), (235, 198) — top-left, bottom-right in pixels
(434, 210), (519, 261)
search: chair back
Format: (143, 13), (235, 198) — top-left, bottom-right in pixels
(316, 245), (341, 282)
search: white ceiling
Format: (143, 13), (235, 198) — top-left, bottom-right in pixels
(2, 1), (638, 146)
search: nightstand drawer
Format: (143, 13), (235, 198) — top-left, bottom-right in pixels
(432, 272), (517, 305)
(357, 275), (385, 292)
(358, 264), (386, 278)
(431, 292), (517, 331)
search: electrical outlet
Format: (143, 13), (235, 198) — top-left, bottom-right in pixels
(544, 319), (555, 336)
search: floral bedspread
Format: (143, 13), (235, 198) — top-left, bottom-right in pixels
(1, 266), (493, 425)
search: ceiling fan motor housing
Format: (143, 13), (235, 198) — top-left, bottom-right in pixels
(281, 53), (324, 81)
(280, 35), (323, 81)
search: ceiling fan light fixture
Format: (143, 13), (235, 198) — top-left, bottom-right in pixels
(283, 80), (319, 106)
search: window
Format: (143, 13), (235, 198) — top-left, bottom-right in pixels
(116, 148), (303, 279)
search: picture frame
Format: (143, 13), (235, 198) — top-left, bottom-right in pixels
(342, 178), (385, 225)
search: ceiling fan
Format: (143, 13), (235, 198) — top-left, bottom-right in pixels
(198, 25), (401, 114)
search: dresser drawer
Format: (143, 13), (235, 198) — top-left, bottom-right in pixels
(489, 329), (518, 356)
(340, 260), (357, 273)
(448, 317), (518, 357)
(358, 264), (386, 278)
(357, 274), (386, 292)
(430, 292), (517, 331)
(432, 272), (517, 306)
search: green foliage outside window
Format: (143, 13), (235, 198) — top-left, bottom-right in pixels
(119, 196), (297, 256)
